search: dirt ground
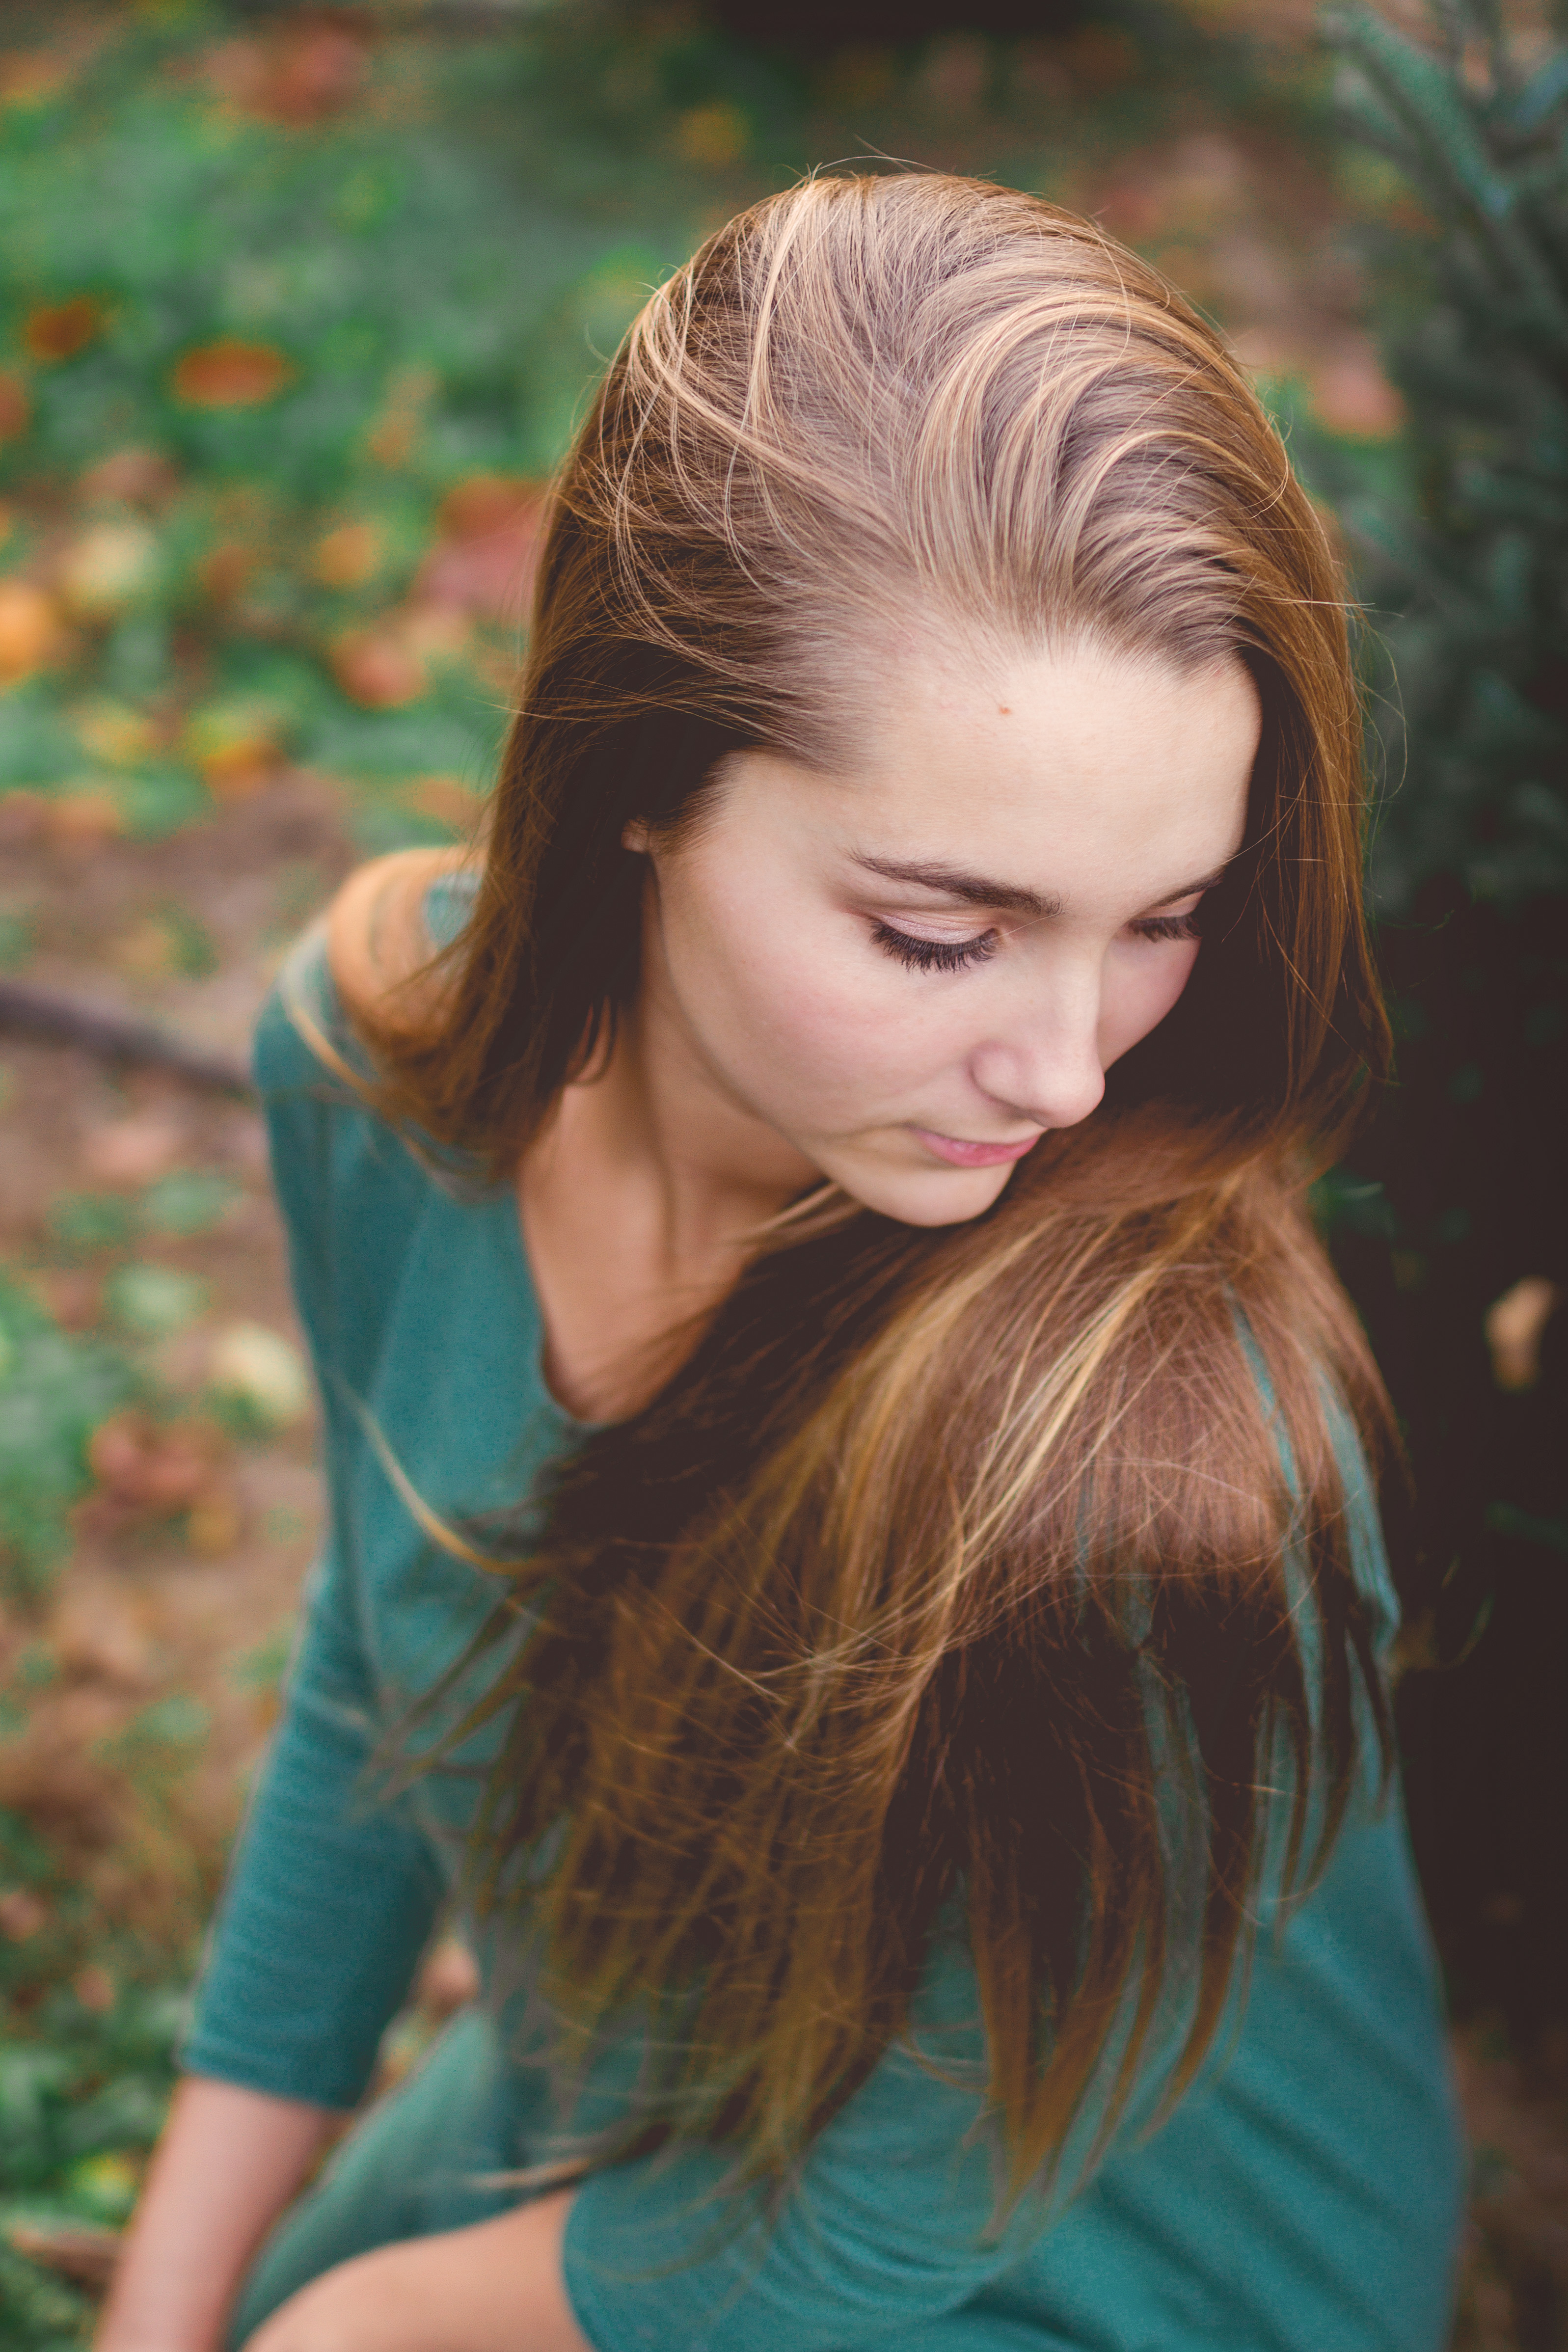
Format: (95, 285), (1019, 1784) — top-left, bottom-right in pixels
(0, 783), (352, 1964)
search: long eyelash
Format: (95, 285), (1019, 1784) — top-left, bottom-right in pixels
(1132, 911), (1201, 945)
(873, 921), (998, 973)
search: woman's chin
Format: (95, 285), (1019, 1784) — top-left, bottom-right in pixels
(826, 1149), (1018, 1229)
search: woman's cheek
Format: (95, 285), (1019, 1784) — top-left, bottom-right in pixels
(1101, 943), (1201, 1066)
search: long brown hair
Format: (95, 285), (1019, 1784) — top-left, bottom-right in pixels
(357, 175), (1394, 2207)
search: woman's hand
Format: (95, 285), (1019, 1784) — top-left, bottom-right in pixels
(243, 2190), (593, 2352)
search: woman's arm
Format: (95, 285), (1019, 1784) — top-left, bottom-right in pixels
(95, 2077), (337, 2352)
(241, 2192), (593, 2352)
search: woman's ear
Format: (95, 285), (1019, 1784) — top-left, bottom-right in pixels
(622, 817), (652, 854)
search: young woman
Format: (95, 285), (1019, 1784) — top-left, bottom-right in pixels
(99, 174), (1463, 2352)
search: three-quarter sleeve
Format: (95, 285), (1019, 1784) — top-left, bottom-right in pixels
(181, 962), (445, 2109)
(180, 1537), (445, 2107)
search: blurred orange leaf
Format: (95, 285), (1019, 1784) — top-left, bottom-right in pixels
(0, 51), (68, 108)
(184, 698), (287, 798)
(437, 475), (538, 541)
(201, 742), (279, 800)
(24, 295), (104, 362)
(171, 339), (296, 409)
(331, 624), (427, 708)
(198, 542), (258, 603)
(0, 578), (63, 680)
(311, 519), (381, 588)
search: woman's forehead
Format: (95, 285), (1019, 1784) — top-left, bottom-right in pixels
(730, 642), (1257, 906)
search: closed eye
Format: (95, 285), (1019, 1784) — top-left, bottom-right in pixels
(873, 921), (999, 973)
(1130, 909), (1201, 945)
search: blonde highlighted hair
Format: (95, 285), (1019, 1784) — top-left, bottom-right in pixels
(354, 174), (1393, 2207)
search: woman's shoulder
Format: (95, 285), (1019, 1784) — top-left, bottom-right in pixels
(254, 851), (486, 1378)
(254, 848), (476, 1102)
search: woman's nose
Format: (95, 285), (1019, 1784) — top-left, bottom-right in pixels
(970, 988), (1107, 1134)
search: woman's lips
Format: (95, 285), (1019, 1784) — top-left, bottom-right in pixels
(909, 1126), (1043, 1169)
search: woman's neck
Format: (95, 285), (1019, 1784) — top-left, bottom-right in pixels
(517, 956), (820, 1424)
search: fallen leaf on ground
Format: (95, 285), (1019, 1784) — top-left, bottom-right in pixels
(87, 1409), (229, 1517)
(77, 447), (179, 508)
(208, 1320), (310, 1428)
(72, 1962), (116, 2011)
(312, 519), (381, 587)
(331, 623), (427, 708)
(0, 1887), (48, 1940)
(172, 339), (295, 409)
(56, 520), (160, 617)
(0, 578), (63, 678)
(24, 294), (104, 362)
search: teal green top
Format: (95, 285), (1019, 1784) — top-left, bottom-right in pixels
(187, 902), (1464, 2352)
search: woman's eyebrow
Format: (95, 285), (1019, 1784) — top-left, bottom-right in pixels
(851, 853), (1059, 917)
(853, 853), (1234, 917)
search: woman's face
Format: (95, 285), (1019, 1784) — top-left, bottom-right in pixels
(631, 637), (1260, 1229)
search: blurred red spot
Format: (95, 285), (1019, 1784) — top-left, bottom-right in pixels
(436, 474), (539, 542)
(24, 297), (103, 363)
(0, 1889), (48, 1942)
(331, 625), (427, 709)
(206, 17), (370, 125)
(1309, 347), (1406, 441)
(87, 1410), (228, 1519)
(78, 447), (180, 509)
(73, 1964), (116, 2013)
(418, 474), (544, 622)
(0, 371), (30, 442)
(172, 340), (295, 410)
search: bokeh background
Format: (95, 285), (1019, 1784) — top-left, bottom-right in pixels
(0, 1), (1563, 2344)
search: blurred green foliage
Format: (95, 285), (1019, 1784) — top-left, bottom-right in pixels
(0, 1276), (133, 1602)
(1323, 1), (1568, 909)
(0, 1804), (185, 2348)
(1310, 0), (1568, 2049)
(0, 4), (732, 839)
